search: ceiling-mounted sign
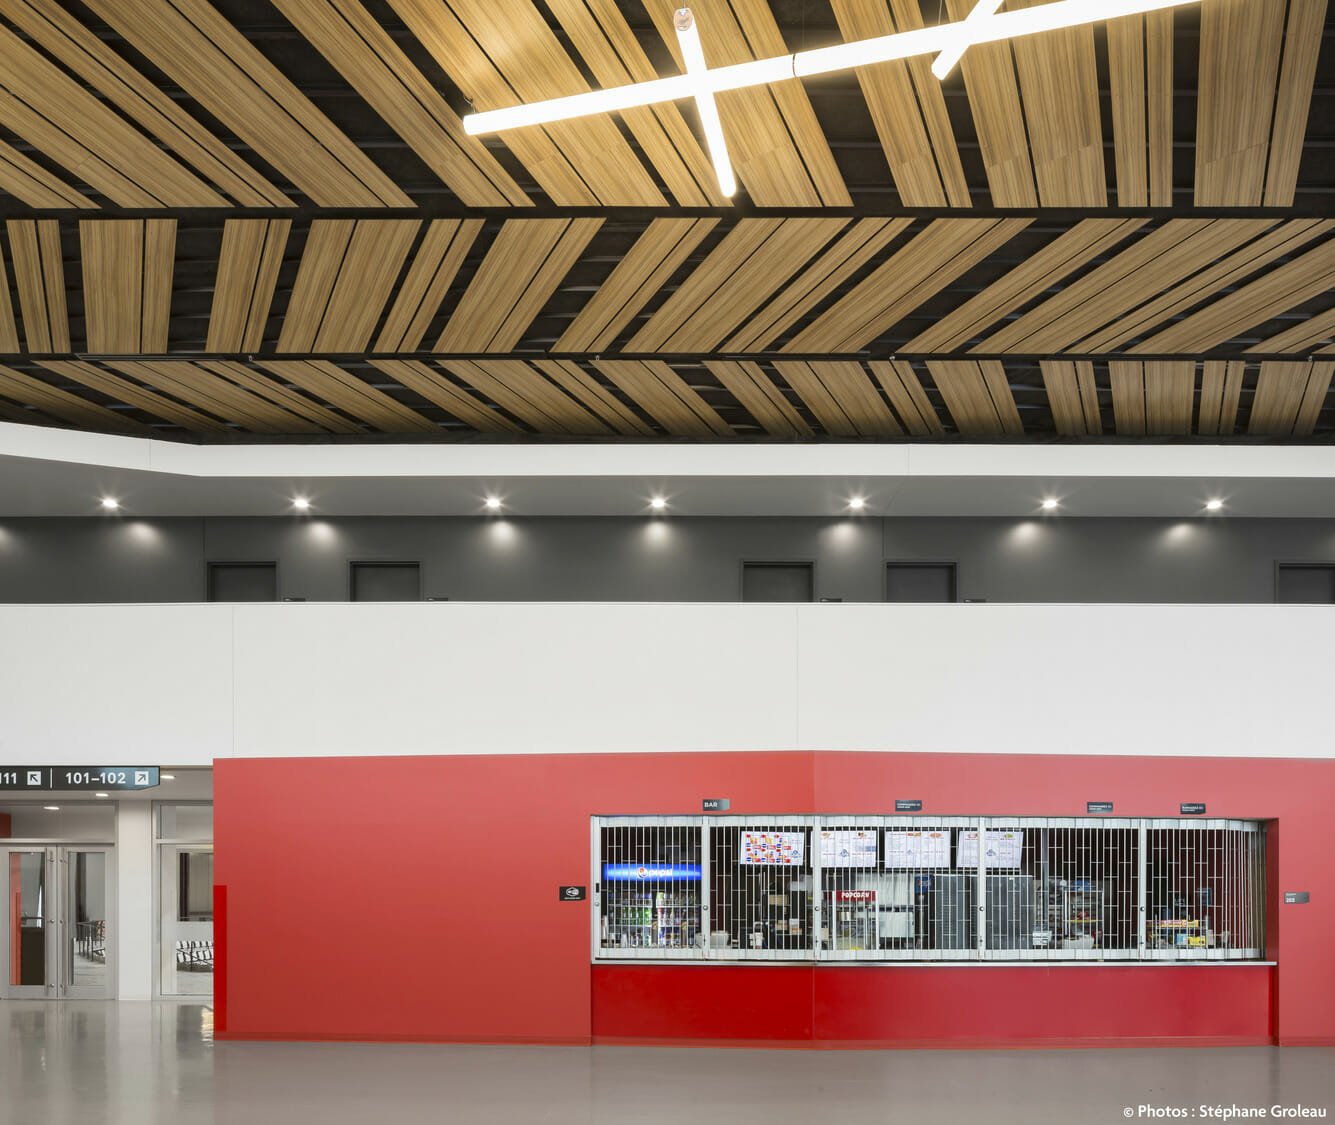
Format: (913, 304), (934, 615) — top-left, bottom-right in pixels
(1284, 892), (1310, 905)
(1087, 801), (1114, 814)
(1180, 803), (1207, 815)
(558, 886), (586, 902)
(895, 799), (923, 812)
(702, 798), (729, 812)
(0, 767), (160, 791)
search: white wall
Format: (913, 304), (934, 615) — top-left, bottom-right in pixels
(0, 602), (1331, 761)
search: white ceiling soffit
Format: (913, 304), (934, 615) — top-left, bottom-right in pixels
(1, 421), (1334, 517)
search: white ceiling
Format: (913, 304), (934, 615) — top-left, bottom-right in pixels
(3, 421), (1335, 517)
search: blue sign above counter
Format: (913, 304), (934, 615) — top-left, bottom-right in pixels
(602, 863), (702, 882)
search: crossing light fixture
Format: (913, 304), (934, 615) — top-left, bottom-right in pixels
(464, 0), (1203, 198)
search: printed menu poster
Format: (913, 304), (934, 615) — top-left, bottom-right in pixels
(884, 830), (951, 868)
(956, 830), (1024, 869)
(819, 829), (878, 868)
(740, 830), (806, 865)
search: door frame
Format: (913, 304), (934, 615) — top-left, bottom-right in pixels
(1, 844), (116, 1000)
(158, 843), (214, 998)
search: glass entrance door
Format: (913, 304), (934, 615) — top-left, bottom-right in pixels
(1, 846), (113, 999)
(160, 846), (213, 996)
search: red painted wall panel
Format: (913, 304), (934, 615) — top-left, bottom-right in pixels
(0, 812), (10, 838)
(215, 751), (1333, 1047)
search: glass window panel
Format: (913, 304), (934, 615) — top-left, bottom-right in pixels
(68, 851), (107, 992)
(157, 805), (213, 841)
(9, 852), (45, 986)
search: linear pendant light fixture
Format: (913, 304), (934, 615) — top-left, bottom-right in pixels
(464, 0), (1203, 198)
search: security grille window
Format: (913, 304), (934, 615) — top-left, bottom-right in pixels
(596, 818), (703, 960)
(591, 816), (1266, 963)
(708, 818), (813, 959)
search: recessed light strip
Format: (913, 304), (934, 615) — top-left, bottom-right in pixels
(464, 0), (1201, 139)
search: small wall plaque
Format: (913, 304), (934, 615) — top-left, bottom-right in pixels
(702, 798), (730, 812)
(1087, 801), (1114, 814)
(558, 886), (586, 901)
(1284, 892), (1310, 905)
(1180, 803), (1206, 815)
(895, 799), (923, 812)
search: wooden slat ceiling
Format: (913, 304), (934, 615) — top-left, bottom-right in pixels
(0, 0), (1330, 444)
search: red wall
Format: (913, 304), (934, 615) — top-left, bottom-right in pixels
(214, 751), (1333, 1047)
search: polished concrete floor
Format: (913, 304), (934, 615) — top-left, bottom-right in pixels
(1, 1002), (1332, 1125)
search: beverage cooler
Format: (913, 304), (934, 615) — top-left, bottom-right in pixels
(600, 863), (702, 950)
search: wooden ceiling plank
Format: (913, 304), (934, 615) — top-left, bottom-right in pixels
(593, 359), (730, 436)
(811, 360), (903, 436)
(1264, 0), (1328, 207)
(271, 0), (528, 207)
(1195, 0), (1286, 205)
(277, 220), (356, 354)
(641, 0), (848, 206)
(1249, 303), (1335, 354)
(556, 218), (719, 353)
(1197, 359), (1225, 434)
(437, 219), (602, 354)
(787, 218), (1032, 354)
(1075, 360), (1102, 434)
(908, 218), (1144, 353)
(772, 360), (858, 436)
(979, 360), (1024, 434)
(1088, 219), (1330, 352)
(832, 0), (949, 206)
(84, 0), (408, 207)
(80, 220), (141, 356)
(1107, 14), (1148, 207)
(7, 220), (68, 354)
(313, 219), (421, 353)
(1015, 220), (1277, 353)
(886, 0), (972, 206)
(532, 359), (655, 435)
(703, 360), (811, 437)
(386, 0), (663, 206)
(376, 220), (482, 354)
(140, 220), (176, 354)
(927, 360), (998, 435)
(0, 138), (95, 210)
(977, 219), (1213, 354)
(5, 0), (290, 208)
(0, 247), (18, 353)
(1139, 237), (1335, 353)
(868, 360), (945, 436)
(1294, 361), (1335, 435)
(39, 359), (229, 431)
(0, 25), (225, 208)
(943, 0), (1037, 207)
(1010, 0), (1105, 206)
(208, 219), (291, 354)
(641, 218), (849, 353)
(1108, 361), (1147, 435)
(1041, 360), (1086, 435)
(543, 0), (726, 206)
(0, 363), (150, 432)
(1146, 8), (1174, 206)
(440, 359), (572, 433)
(1144, 360), (1194, 435)
(1218, 360), (1244, 433)
(109, 360), (313, 434)
(200, 361), (362, 433)
(1249, 361), (1312, 435)
(262, 360), (437, 432)
(455, 358), (612, 435)
(369, 359), (522, 433)
(726, 219), (913, 353)
(626, 219), (786, 351)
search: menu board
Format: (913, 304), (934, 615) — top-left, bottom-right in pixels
(956, 830), (1024, 869)
(819, 829), (878, 868)
(740, 831), (806, 866)
(884, 830), (951, 869)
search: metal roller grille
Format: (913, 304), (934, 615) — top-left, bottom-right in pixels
(591, 816), (1267, 963)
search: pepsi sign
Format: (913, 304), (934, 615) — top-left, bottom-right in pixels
(601, 863), (702, 882)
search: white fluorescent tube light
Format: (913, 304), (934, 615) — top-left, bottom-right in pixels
(464, 0), (1201, 137)
(674, 9), (735, 198)
(932, 0), (1005, 80)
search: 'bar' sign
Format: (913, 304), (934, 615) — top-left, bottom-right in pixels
(703, 798), (729, 812)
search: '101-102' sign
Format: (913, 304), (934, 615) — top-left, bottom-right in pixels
(0, 767), (161, 791)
